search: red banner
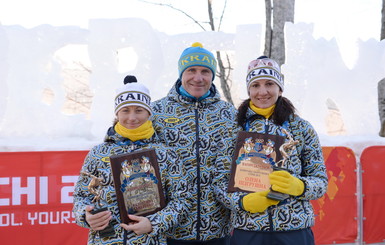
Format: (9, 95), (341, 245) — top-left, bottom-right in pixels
(312, 147), (358, 244)
(361, 146), (385, 244)
(2, 147), (384, 244)
(0, 151), (89, 245)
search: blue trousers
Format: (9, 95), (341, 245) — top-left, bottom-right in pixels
(167, 235), (230, 245)
(230, 228), (315, 245)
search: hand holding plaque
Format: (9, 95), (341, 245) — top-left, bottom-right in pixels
(81, 171), (115, 238)
(228, 129), (300, 201)
(242, 190), (280, 213)
(228, 131), (284, 194)
(267, 128), (300, 200)
(269, 170), (304, 196)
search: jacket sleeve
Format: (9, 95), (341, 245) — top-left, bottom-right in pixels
(147, 148), (194, 237)
(212, 150), (246, 212)
(72, 148), (98, 229)
(295, 119), (328, 201)
(212, 124), (246, 212)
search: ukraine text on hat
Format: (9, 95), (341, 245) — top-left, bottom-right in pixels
(115, 91), (151, 107)
(178, 52), (217, 71)
(247, 67), (283, 85)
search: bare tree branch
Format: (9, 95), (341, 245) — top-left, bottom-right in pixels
(137, 0), (234, 104)
(225, 53), (232, 84)
(216, 51), (233, 104)
(217, 0), (228, 31)
(138, 0), (206, 31)
(75, 61), (92, 73)
(207, 0), (215, 31)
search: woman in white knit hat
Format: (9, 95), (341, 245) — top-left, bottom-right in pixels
(215, 56), (328, 245)
(73, 75), (191, 245)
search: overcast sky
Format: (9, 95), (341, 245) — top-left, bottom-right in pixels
(0, 0), (381, 41)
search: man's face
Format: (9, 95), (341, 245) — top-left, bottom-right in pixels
(181, 66), (212, 98)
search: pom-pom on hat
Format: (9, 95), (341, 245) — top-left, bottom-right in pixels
(246, 56), (284, 91)
(178, 42), (217, 81)
(114, 75), (152, 115)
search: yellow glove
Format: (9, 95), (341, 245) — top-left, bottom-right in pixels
(269, 170), (304, 196)
(241, 190), (280, 213)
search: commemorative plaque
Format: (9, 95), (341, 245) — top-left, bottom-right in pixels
(266, 128), (299, 200)
(81, 171), (115, 238)
(228, 130), (298, 201)
(109, 148), (166, 224)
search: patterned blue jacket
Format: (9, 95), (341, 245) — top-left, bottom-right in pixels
(215, 107), (328, 231)
(73, 127), (192, 245)
(151, 80), (238, 241)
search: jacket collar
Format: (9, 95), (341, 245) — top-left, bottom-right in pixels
(167, 79), (221, 105)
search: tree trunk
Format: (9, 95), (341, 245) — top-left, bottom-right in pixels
(264, 0), (273, 57)
(264, 0), (295, 66)
(379, 1), (385, 136)
(207, 0), (233, 104)
(216, 51), (233, 104)
(378, 78), (385, 137)
(139, 0), (234, 105)
(381, 0), (385, 40)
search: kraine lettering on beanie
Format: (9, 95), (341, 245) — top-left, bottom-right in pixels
(114, 75), (152, 114)
(178, 42), (217, 81)
(246, 56), (284, 91)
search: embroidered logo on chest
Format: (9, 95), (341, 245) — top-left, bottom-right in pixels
(164, 118), (180, 123)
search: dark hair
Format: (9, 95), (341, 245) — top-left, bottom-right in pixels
(237, 96), (296, 128)
(237, 99), (251, 128)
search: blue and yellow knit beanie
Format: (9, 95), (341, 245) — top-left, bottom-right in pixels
(178, 42), (217, 81)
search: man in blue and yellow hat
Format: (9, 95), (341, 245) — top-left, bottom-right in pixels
(151, 42), (238, 244)
(177, 42), (217, 99)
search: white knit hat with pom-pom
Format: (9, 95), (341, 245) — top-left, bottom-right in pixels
(114, 75), (151, 114)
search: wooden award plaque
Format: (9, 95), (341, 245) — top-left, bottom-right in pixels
(228, 131), (286, 194)
(109, 148), (166, 224)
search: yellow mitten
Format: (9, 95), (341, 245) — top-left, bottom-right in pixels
(241, 190), (280, 213)
(269, 170), (304, 196)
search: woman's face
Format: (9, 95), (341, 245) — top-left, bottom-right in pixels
(117, 106), (150, 129)
(249, 79), (282, 108)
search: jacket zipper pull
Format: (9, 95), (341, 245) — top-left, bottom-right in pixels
(264, 118), (269, 133)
